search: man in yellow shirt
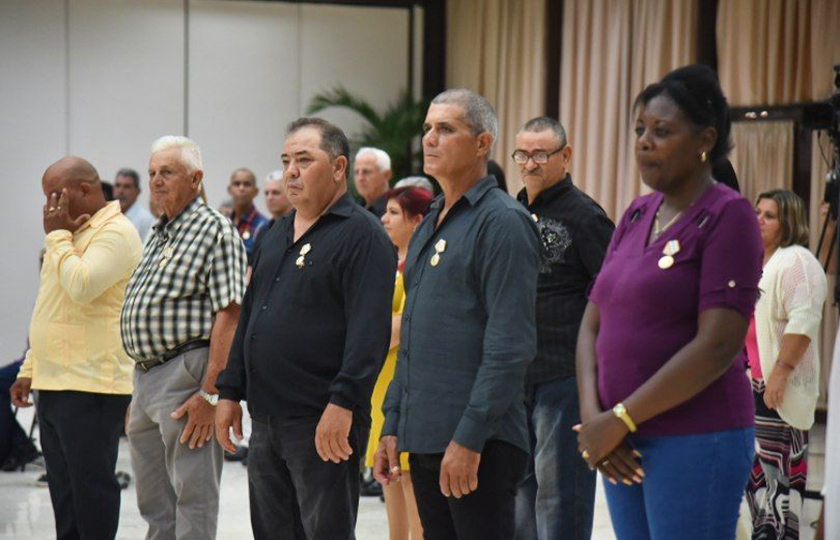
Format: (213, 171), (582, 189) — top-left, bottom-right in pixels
(11, 156), (142, 540)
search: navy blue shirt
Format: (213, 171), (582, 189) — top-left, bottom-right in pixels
(382, 176), (540, 454)
(217, 193), (396, 420)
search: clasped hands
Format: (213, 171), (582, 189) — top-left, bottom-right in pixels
(574, 410), (645, 486)
(374, 437), (480, 498)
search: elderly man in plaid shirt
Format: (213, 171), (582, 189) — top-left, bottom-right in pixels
(121, 136), (246, 540)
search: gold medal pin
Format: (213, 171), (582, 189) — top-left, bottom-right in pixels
(159, 246), (174, 268)
(658, 239), (681, 269)
(431, 239), (447, 267)
(242, 230), (251, 240)
(296, 243), (312, 268)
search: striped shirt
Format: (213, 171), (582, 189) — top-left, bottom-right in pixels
(120, 197), (247, 362)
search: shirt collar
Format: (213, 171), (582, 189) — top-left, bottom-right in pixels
(76, 200), (121, 233)
(516, 174), (573, 208)
(153, 196), (202, 235)
(430, 175), (499, 210)
(234, 205), (259, 226)
(285, 192), (357, 223)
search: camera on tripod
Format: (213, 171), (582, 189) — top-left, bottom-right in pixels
(806, 64), (840, 301)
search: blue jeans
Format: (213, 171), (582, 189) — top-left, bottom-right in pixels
(515, 376), (596, 540)
(605, 427), (754, 540)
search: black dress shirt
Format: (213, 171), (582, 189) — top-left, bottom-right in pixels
(360, 193), (388, 219)
(516, 175), (614, 387)
(216, 193), (396, 420)
(382, 176), (540, 454)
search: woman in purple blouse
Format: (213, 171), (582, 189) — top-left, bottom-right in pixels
(575, 64), (763, 539)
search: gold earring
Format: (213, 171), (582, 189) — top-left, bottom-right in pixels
(700, 151), (708, 163)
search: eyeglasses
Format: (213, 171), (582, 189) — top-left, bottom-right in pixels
(511, 145), (566, 165)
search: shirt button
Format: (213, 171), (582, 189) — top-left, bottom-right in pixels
(275, 277), (280, 282)
(251, 334), (257, 339)
(728, 280), (736, 288)
(261, 305), (268, 310)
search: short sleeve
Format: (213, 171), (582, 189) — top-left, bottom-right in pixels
(588, 201), (634, 302)
(206, 226), (247, 312)
(697, 197), (762, 320)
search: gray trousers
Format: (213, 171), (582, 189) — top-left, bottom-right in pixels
(128, 347), (222, 540)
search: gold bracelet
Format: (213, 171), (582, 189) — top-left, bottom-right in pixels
(613, 402), (638, 433)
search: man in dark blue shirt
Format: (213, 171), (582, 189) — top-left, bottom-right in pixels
(513, 117), (615, 540)
(374, 89), (540, 540)
(215, 118), (396, 540)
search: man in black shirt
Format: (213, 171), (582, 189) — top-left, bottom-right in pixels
(215, 118), (396, 539)
(512, 117), (615, 540)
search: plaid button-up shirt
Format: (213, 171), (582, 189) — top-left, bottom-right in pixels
(120, 197), (247, 362)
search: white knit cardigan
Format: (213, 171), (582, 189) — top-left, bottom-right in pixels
(754, 245), (827, 430)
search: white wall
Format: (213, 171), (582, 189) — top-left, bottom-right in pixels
(0, 0), (411, 363)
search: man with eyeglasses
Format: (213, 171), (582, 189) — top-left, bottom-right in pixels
(512, 117), (614, 540)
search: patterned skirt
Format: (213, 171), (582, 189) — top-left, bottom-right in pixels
(746, 378), (809, 540)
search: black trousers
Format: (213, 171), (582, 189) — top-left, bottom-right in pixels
(38, 390), (131, 540)
(248, 415), (368, 540)
(410, 440), (529, 540)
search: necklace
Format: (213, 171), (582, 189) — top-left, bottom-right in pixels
(653, 207), (683, 239)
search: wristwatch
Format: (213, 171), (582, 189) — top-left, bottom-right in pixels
(612, 402), (637, 433)
(199, 389), (219, 406)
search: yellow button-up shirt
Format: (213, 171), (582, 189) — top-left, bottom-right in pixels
(19, 201), (143, 394)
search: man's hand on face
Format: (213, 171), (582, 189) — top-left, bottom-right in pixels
(439, 440), (481, 498)
(171, 393), (216, 449)
(315, 403), (353, 463)
(43, 189), (90, 234)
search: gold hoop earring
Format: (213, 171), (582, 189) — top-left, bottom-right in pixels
(700, 151), (708, 163)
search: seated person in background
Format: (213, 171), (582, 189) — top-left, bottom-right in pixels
(0, 345), (40, 471)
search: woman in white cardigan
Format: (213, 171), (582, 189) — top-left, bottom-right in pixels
(746, 189), (827, 539)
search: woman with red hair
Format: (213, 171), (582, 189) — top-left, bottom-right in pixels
(367, 186), (433, 540)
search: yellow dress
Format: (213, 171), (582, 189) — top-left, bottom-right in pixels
(366, 271), (410, 470)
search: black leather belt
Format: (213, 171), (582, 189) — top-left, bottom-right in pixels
(136, 340), (210, 372)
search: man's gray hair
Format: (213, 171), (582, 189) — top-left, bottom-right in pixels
(355, 147), (392, 173)
(116, 168), (141, 189)
(150, 136), (203, 172)
(431, 89), (498, 143)
(394, 176), (434, 194)
(520, 116), (568, 147)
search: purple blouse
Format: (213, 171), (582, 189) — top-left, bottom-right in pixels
(589, 183), (761, 437)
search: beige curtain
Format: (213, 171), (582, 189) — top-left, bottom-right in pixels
(446, 0), (546, 195)
(729, 121), (795, 205)
(811, 133), (838, 406)
(717, 0), (840, 106)
(560, 0), (698, 219)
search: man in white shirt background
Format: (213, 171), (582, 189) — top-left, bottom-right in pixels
(114, 168), (155, 240)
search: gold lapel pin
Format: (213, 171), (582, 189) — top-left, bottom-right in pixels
(431, 239), (447, 267)
(658, 239), (681, 270)
(296, 243), (312, 268)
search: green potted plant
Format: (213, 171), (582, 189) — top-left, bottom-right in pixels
(306, 85), (428, 182)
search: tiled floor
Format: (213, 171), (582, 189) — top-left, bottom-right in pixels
(0, 406), (825, 539)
